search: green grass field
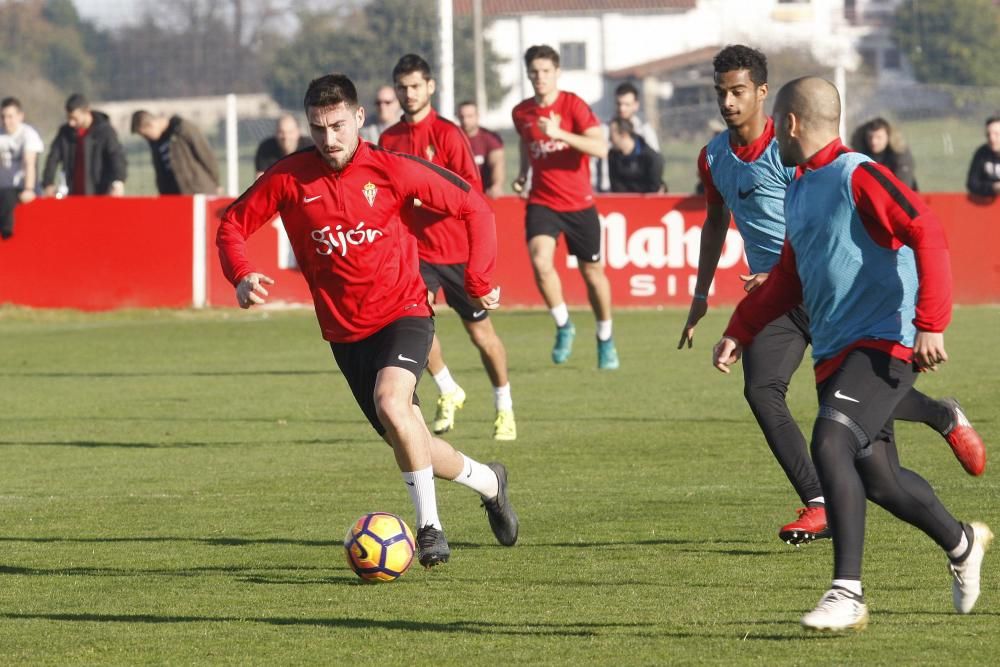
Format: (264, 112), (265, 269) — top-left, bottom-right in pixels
(0, 306), (997, 665)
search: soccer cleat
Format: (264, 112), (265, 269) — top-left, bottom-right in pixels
(940, 398), (986, 476)
(432, 386), (466, 434)
(950, 521), (994, 614)
(779, 506), (831, 545)
(415, 524), (451, 568)
(597, 337), (619, 370)
(481, 462), (519, 546)
(493, 408), (517, 441)
(552, 322), (576, 364)
(801, 587), (869, 632)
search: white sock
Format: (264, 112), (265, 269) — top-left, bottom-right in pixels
(948, 528), (970, 561)
(807, 496), (825, 506)
(432, 367), (459, 395)
(494, 383), (513, 411)
(832, 579), (863, 596)
(450, 454), (499, 499)
(550, 303), (569, 328)
(401, 467), (441, 530)
(596, 319), (613, 341)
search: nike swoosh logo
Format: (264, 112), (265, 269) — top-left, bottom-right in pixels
(397, 354), (418, 364)
(303, 195), (321, 203)
(472, 310), (486, 318)
(737, 185), (760, 199)
(405, 481), (415, 487)
(834, 389), (860, 403)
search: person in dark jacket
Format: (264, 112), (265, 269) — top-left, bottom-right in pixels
(966, 116), (1000, 198)
(42, 93), (127, 196)
(607, 117), (666, 193)
(131, 110), (220, 195)
(850, 116), (918, 190)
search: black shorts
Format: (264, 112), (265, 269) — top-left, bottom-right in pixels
(330, 317), (434, 435)
(816, 347), (917, 450)
(420, 260), (488, 322)
(525, 204), (602, 262)
(0, 188), (20, 238)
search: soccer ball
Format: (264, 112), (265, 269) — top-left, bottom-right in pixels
(344, 512), (415, 582)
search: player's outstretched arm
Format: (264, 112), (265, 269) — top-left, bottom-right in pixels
(236, 272), (275, 309)
(678, 199), (730, 349)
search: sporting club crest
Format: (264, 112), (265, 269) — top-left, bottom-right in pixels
(362, 181), (377, 207)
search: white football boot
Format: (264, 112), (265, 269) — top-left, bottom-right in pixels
(801, 587), (869, 632)
(950, 521), (994, 614)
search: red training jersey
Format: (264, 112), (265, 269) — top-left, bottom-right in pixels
(217, 140), (497, 343)
(379, 109), (482, 264)
(466, 127), (504, 192)
(512, 91), (600, 212)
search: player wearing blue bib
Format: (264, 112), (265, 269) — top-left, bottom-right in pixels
(679, 46), (985, 547)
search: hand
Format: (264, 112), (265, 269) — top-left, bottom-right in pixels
(712, 336), (742, 374)
(537, 113), (563, 139)
(18, 190), (36, 204)
(476, 286), (501, 310)
(43, 185), (56, 197)
(913, 330), (947, 372)
(236, 272), (275, 309)
(677, 298), (708, 349)
(108, 180), (125, 197)
(740, 272), (768, 293)
(511, 175), (527, 194)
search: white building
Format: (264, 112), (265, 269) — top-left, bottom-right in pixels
(455, 0), (908, 129)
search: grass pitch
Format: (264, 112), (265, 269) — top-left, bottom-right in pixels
(0, 306), (997, 665)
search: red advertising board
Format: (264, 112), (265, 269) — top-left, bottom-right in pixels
(1, 194), (997, 310)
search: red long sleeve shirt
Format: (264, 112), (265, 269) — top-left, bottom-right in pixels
(378, 109), (482, 264)
(217, 140), (496, 343)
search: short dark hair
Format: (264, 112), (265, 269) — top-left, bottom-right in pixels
(130, 109), (154, 133)
(609, 117), (634, 135)
(0, 96), (21, 111)
(65, 93), (90, 113)
(615, 82), (639, 99)
(986, 116), (1000, 127)
(865, 117), (891, 134)
(713, 45), (768, 86)
(524, 44), (559, 69)
(303, 74), (359, 111)
(392, 53), (433, 82)
(456, 100), (476, 112)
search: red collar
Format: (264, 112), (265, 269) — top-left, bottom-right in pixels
(802, 138), (852, 171)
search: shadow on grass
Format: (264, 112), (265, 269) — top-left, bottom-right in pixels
(0, 611), (653, 636)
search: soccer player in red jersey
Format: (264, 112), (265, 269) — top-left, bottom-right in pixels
(380, 54), (516, 441)
(217, 74), (518, 568)
(512, 44), (619, 370)
(679, 45), (984, 547)
(713, 76), (991, 632)
(456, 100), (505, 199)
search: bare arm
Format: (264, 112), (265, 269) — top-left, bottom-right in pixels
(537, 117), (607, 159)
(20, 149), (38, 203)
(486, 147), (505, 198)
(677, 200), (731, 348)
(513, 139), (530, 193)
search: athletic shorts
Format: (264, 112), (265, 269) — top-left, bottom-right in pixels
(420, 260), (488, 322)
(329, 316), (434, 435)
(816, 347), (917, 451)
(525, 204), (602, 262)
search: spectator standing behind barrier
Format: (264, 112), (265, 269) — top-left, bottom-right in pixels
(456, 100), (505, 198)
(851, 117), (918, 190)
(0, 97), (44, 239)
(966, 116), (1000, 198)
(254, 113), (312, 179)
(42, 93), (126, 197)
(359, 85), (400, 143)
(594, 81), (661, 192)
(607, 117), (666, 193)
(131, 111), (220, 195)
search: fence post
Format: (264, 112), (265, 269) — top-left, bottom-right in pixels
(226, 93), (239, 197)
(192, 194), (207, 309)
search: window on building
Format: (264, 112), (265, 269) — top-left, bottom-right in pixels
(883, 47), (901, 70)
(559, 42), (586, 70)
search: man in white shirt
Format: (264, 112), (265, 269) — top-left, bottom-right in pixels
(0, 97), (44, 240)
